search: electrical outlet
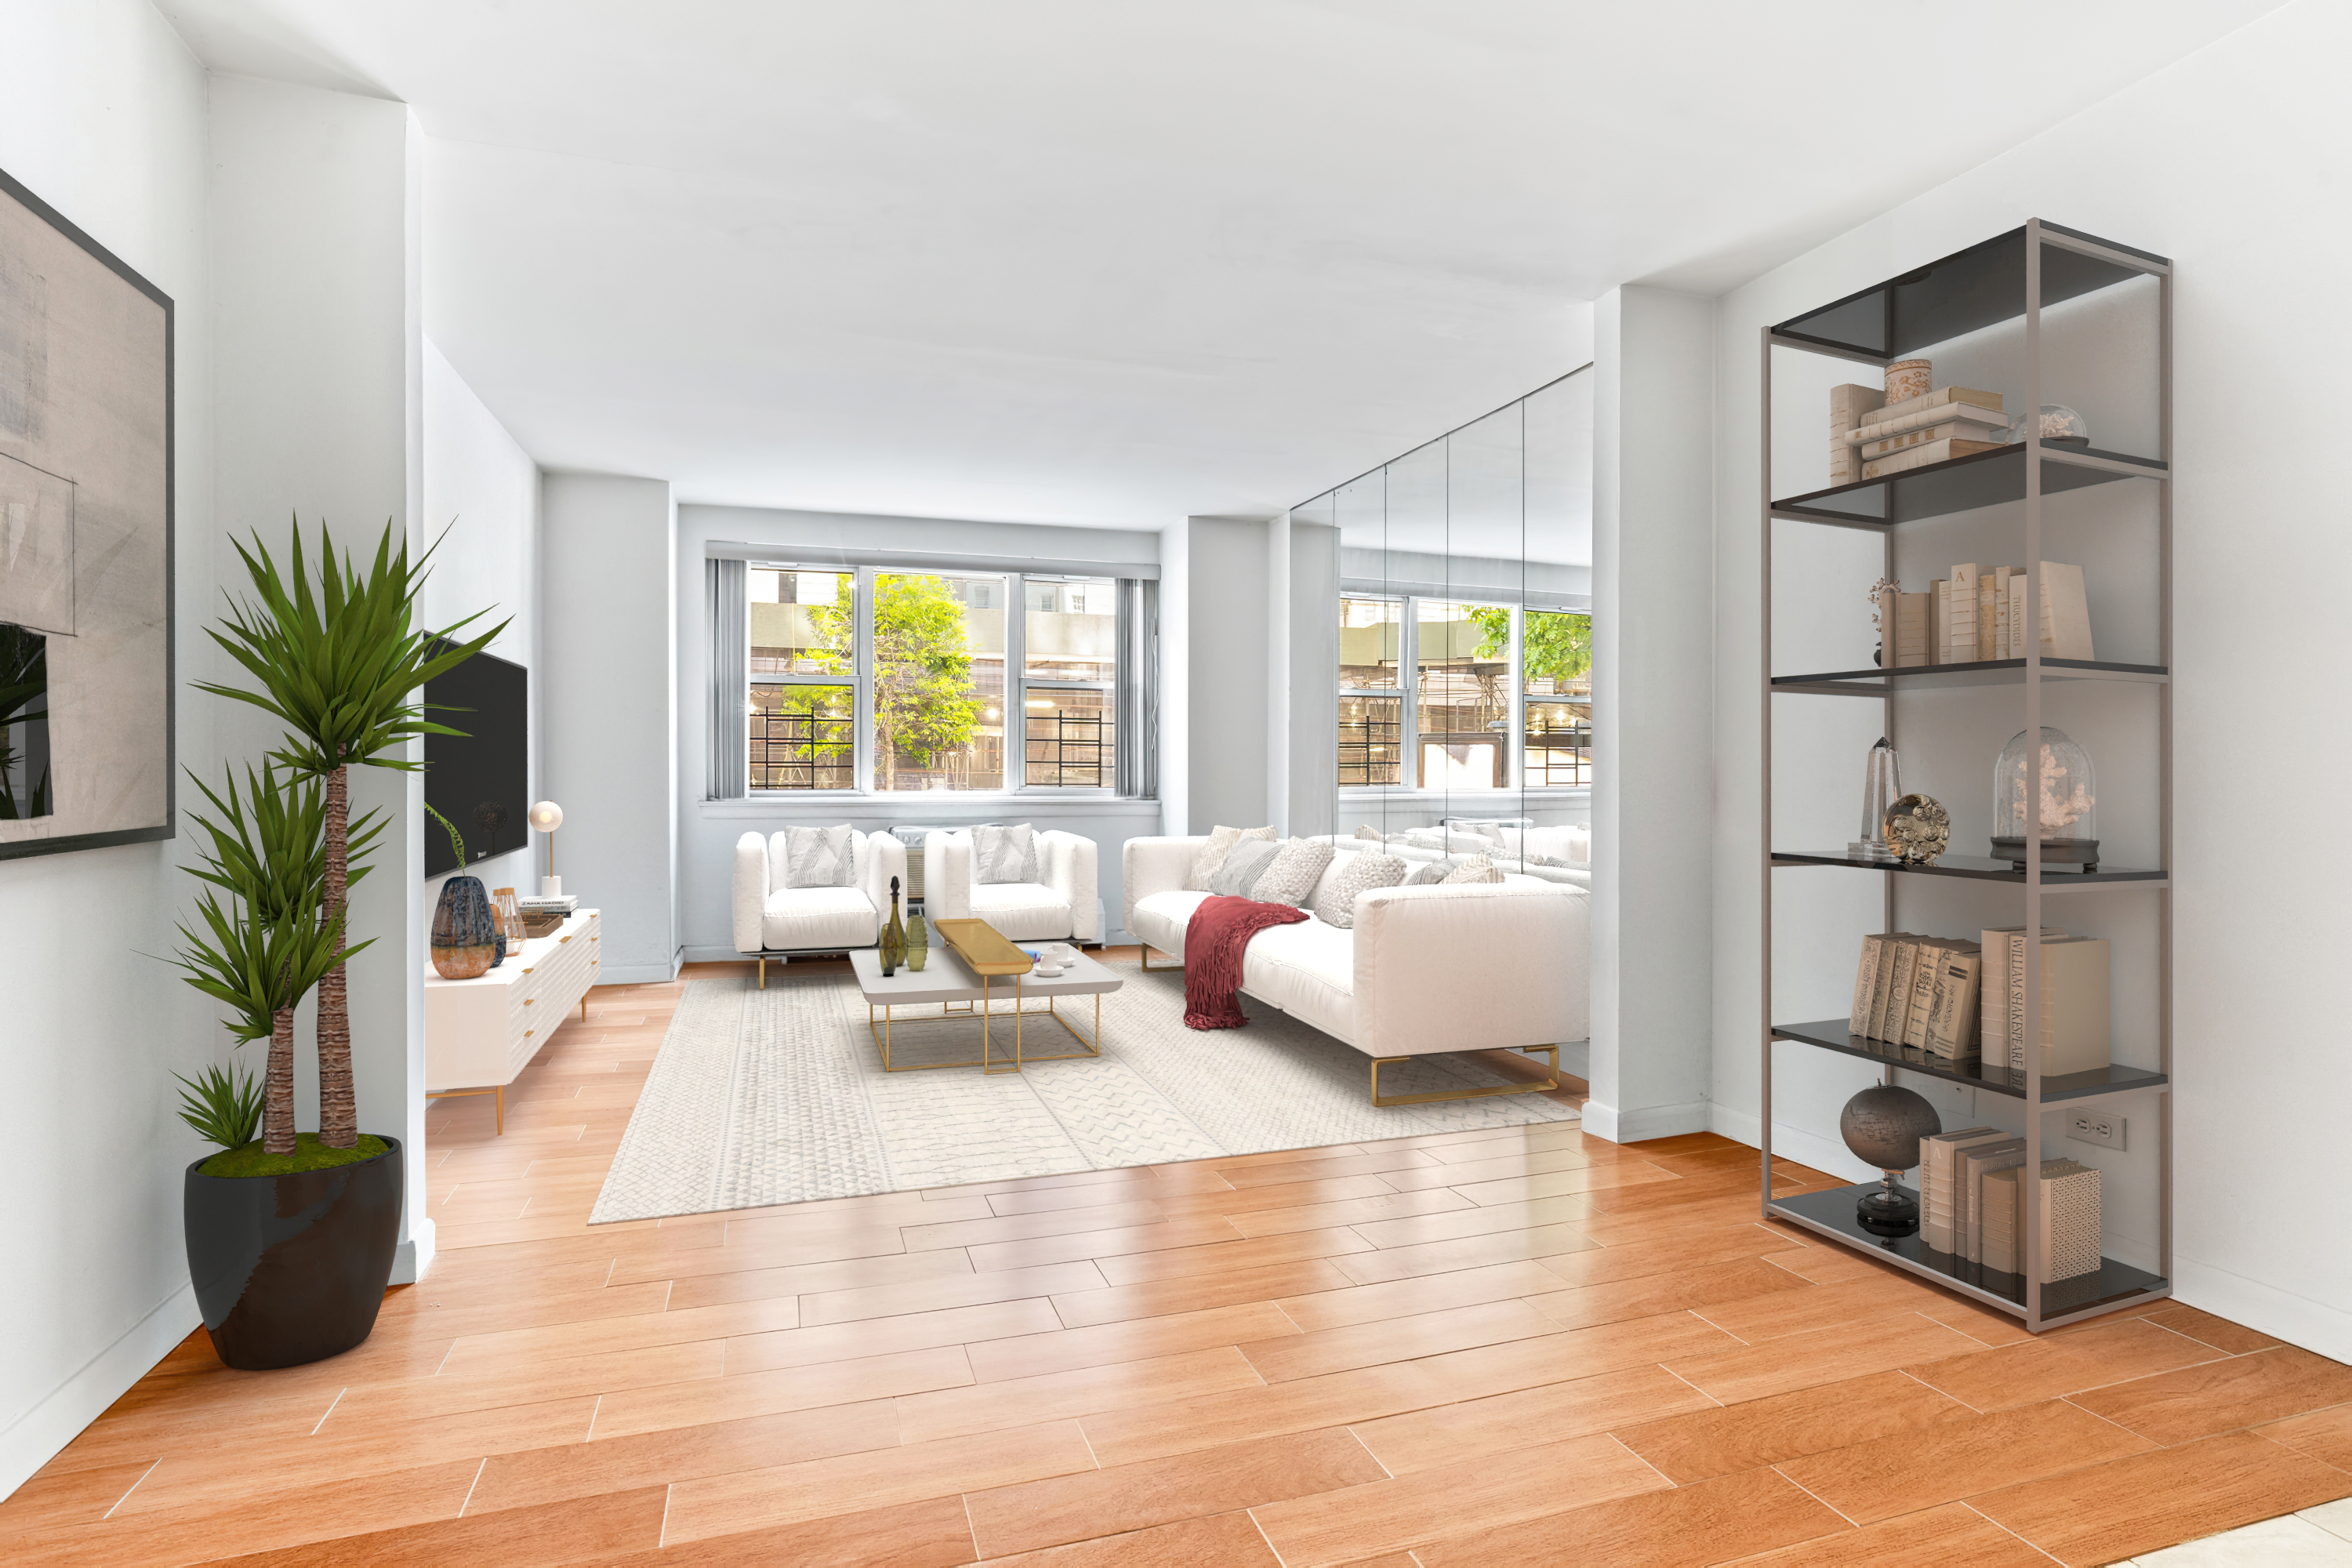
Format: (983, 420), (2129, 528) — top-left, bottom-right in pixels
(2067, 1110), (2126, 1151)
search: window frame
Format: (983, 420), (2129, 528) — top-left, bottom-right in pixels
(1338, 593), (1589, 797)
(744, 561), (1123, 798)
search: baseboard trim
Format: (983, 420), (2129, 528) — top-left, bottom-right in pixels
(597, 963), (683, 985)
(1581, 1098), (1710, 1145)
(394, 1215), (437, 1285)
(0, 1281), (200, 1497)
(2172, 1253), (2352, 1364)
(1708, 1104), (1879, 1186)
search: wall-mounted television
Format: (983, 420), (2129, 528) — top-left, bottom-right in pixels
(423, 643), (528, 878)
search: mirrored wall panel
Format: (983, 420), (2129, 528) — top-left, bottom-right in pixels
(1292, 368), (1592, 864)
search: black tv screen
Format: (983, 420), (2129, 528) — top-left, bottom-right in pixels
(423, 643), (528, 878)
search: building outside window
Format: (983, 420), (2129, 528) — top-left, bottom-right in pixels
(1338, 593), (1588, 792)
(742, 563), (1130, 795)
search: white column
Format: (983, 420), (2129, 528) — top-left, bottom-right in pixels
(209, 77), (435, 1278)
(1587, 285), (1718, 1143)
(542, 474), (679, 982)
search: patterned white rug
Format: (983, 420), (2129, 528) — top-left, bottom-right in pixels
(590, 957), (1579, 1221)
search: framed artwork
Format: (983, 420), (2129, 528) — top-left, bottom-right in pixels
(0, 163), (173, 859)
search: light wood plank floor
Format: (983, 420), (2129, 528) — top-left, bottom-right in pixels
(10, 960), (2350, 1566)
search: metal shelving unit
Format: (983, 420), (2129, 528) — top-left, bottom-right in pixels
(1759, 219), (2172, 1332)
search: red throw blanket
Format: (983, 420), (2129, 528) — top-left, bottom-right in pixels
(1182, 895), (1308, 1029)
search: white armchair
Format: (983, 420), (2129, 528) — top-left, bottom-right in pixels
(924, 829), (1100, 943)
(733, 829), (909, 986)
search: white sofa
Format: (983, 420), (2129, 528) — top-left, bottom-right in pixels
(1121, 835), (1589, 1105)
(732, 829), (909, 986)
(924, 829), (1101, 943)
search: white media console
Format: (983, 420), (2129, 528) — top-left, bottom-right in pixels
(423, 907), (600, 1132)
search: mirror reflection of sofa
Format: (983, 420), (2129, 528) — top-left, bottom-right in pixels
(1122, 831), (1589, 1104)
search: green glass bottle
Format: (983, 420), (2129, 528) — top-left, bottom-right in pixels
(906, 904), (929, 971)
(880, 875), (907, 975)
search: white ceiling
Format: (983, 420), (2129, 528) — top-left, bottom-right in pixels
(159, 0), (2281, 528)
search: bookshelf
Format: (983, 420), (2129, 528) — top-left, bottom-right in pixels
(1760, 219), (2171, 1332)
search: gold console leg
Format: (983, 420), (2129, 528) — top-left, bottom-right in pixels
(1370, 1045), (1560, 1107)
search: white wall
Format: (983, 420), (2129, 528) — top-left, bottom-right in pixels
(542, 473), (677, 982)
(421, 339), (543, 911)
(673, 503), (1164, 958)
(1178, 515), (1272, 833)
(1709, 0), (2352, 1357)
(1588, 285), (1718, 1144)
(209, 74), (434, 1283)
(0, 0), (215, 1497)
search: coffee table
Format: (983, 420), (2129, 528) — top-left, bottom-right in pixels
(848, 942), (1122, 1074)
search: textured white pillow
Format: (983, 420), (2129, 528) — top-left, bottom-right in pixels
(782, 825), (857, 889)
(1440, 852), (1505, 885)
(971, 822), (1037, 884)
(1315, 850), (1408, 927)
(1188, 824), (1276, 891)
(1207, 837), (1283, 897)
(1252, 838), (1335, 908)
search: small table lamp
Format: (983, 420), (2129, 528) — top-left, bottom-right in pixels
(528, 800), (564, 896)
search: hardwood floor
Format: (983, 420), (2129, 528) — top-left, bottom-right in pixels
(9, 962), (2349, 1566)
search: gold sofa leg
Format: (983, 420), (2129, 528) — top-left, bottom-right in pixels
(1370, 1045), (1560, 1107)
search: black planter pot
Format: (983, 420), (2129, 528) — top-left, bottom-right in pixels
(183, 1135), (404, 1370)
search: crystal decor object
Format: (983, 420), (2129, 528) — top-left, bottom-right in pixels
(1991, 726), (2099, 870)
(1849, 738), (1904, 862)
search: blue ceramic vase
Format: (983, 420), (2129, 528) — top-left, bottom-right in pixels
(431, 874), (499, 979)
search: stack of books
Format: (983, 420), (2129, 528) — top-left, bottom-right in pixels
(1921, 1131), (2103, 1283)
(1980, 927), (2111, 1077)
(1875, 561), (2095, 669)
(517, 892), (579, 916)
(1831, 383), (2007, 485)
(1849, 933), (1983, 1058)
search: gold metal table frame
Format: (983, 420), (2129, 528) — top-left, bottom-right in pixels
(867, 974), (1105, 1073)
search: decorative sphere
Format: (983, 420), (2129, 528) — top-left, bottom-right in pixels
(528, 800), (564, 833)
(1883, 793), (1950, 864)
(1839, 1085), (1942, 1172)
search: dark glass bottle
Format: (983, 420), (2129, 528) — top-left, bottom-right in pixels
(880, 875), (907, 975)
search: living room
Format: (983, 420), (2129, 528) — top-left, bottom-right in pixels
(5, 3), (2351, 1563)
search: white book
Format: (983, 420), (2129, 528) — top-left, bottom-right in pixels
(1849, 407), (2009, 448)
(1947, 565), (1980, 665)
(1864, 385), (2004, 428)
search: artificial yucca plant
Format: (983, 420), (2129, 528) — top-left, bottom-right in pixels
(196, 521), (505, 1148)
(174, 1063), (265, 1152)
(171, 765), (381, 1154)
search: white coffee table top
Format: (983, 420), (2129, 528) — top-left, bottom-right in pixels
(849, 945), (1123, 1004)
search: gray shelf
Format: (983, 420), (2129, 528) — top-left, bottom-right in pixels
(1759, 217), (2172, 1334)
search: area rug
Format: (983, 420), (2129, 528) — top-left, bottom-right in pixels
(590, 957), (1578, 1222)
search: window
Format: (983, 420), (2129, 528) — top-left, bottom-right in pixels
(1338, 595), (1403, 787)
(1521, 608), (1592, 787)
(1024, 576), (1116, 786)
(873, 572), (1004, 791)
(739, 562), (1136, 795)
(1336, 594), (1589, 791)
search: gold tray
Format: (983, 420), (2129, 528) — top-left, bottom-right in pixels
(930, 918), (1033, 977)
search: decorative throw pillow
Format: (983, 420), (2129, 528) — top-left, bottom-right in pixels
(1207, 836), (1283, 897)
(782, 825), (856, 888)
(1315, 850), (1408, 927)
(1188, 823), (1276, 891)
(1352, 824), (1385, 840)
(1440, 852), (1505, 885)
(1252, 838), (1334, 908)
(971, 822), (1038, 884)
(1401, 859), (1450, 887)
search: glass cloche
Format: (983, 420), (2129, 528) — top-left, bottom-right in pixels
(1991, 726), (2098, 870)
(2005, 403), (2089, 446)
